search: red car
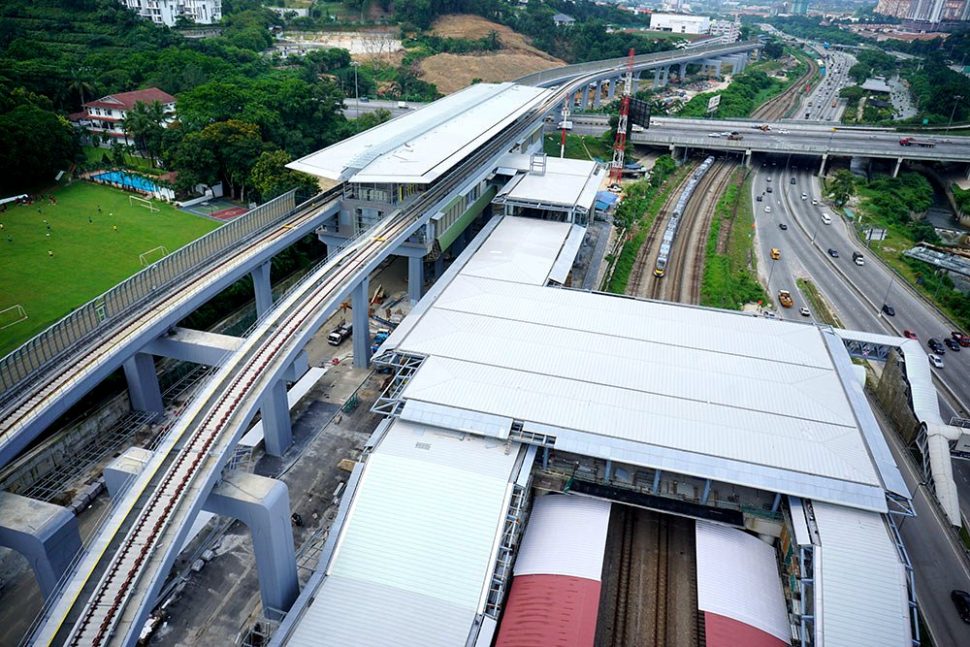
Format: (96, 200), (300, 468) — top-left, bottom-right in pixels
(903, 330), (918, 340)
(953, 331), (970, 347)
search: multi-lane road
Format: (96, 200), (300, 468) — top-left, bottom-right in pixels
(751, 156), (970, 645)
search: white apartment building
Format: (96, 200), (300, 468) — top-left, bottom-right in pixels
(120, 0), (222, 27)
(709, 19), (741, 41)
(649, 13), (712, 34)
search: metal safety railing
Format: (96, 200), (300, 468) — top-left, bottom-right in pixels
(0, 189), (329, 404)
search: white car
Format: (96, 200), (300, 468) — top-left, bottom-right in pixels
(799, 307), (811, 317)
(777, 129), (791, 134)
(708, 132), (722, 138)
(811, 199), (819, 205)
(765, 206), (772, 213)
(929, 354), (944, 369)
(801, 193), (808, 200)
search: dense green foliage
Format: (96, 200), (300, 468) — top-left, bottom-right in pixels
(953, 184), (970, 215)
(904, 257), (970, 333)
(0, 89), (80, 193)
(763, 16), (864, 46)
(677, 67), (793, 119)
(847, 48), (897, 84)
(606, 155), (681, 294)
(701, 173), (767, 310)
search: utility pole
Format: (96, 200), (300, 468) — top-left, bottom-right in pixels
(351, 61), (360, 119)
(560, 99), (570, 159)
(948, 94), (963, 131)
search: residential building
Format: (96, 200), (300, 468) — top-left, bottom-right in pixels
(119, 0), (222, 27)
(709, 18), (741, 41)
(791, 0), (810, 14)
(650, 13), (712, 34)
(552, 12), (576, 26)
(70, 88), (177, 143)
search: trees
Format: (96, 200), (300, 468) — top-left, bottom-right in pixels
(67, 68), (96, 109)
(175, 120), (264, 201)
(250, 150), (319, 201)
(122, 100), (166, 166)
(0, 103), (79, 193)
(827, 169), (854, 207)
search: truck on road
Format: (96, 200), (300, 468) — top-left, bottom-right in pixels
(327, 322), (353, 346)
(778, 290), (794, 308)
(899, 137), (936, 148)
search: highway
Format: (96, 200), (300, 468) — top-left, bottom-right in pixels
(797, 48), (855, 122)
(635, 117), (970, 162)
(751, 156), (970, 645)
(340, 97), (418, 119)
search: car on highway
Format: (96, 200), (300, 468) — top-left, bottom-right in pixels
(800, 307), (811, 317)
(951, 590), (970, 623)
(756, 195), (763, 202)
(953, 331), (970, 347)
(812, 199), (819, 205)
(766, 177), (772, 182)
(882, 304), (896, 317)
(928, 338), (945, 354)
(790, 177), (796, 185)
(765, 206), (772, 213)
(827, 248), (839, 258)
(766, 186), (773, 193)
(904, 330), (918, 340)
(801, 193), (808, 200)
(929, 354), (944, 369)
(945, 337), (961, 352)
(779, 223), (788, 230)
(770, 247), (781, 259)
(708, 132), (722, 138)
(777, 129), (791, 134)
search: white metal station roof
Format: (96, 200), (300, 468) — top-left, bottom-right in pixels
(513, 494), (611, 580)
(494, 153), (605, 213)
(695, 521), (790, 644)
(386, 216), (900, 513)
(287, 83), (550, 184)
(811, 501), (912, 647)
(286, 419), (522, 647)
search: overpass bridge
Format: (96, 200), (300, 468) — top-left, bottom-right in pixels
(14, 43), (771, 647)
(629, 117), (970, 174)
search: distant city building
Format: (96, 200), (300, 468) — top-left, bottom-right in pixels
(909, 0), (945, 22)
(709, 18), (741, 41)
(70, 88), (177, 143)
(791, 0), (810, 14)
(552, 12), (576, 27)
(874, 0), (914, 18)
(875, 0), (970, 22)
(119, 0), (222, 26)
(650, 13), (712, 34)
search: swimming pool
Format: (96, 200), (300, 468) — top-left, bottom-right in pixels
(92, 171), (159, 193)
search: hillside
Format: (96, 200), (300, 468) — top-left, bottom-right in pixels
(419, 15), (565, 94)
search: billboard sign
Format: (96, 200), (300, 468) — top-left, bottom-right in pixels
(707, 95), (721, 113)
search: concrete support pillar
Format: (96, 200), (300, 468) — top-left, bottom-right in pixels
(631, 72), (639, 95)
(652, 469), (662, 493)
(653, 68), (660, 88)
(818, 153), (828, 177)
(104, 447), (154, 499)
(251, 261), (273, 318)
(408, 255), (424, 305)
(592, 83), (601, 109)
(700, 479), (711, 505)
(744, 150), (752, 168)
(586, 84), (595, 110)
(434, 255), (445, 281)
(542, 446), (550, 469)
(260, 379), (293, 457)
(679, 62), (687, 82)
(0, 492), (81, 599)
(604, 460), (613, 481)
(771, 492), (783, 513)
(123, 352), (163, 414)
(607, 77), (616, 100)
(351, 277), (371, 369)
(893, 157), (903, 178)
(207, 471), (299, 616)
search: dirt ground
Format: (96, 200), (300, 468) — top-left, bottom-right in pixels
(420, 14), (564, 94)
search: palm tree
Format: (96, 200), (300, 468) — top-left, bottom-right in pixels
(123, 100), (167, 167)
(67, 68), (95, 109)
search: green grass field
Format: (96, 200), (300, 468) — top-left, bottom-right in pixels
(0, 182), (220, 356)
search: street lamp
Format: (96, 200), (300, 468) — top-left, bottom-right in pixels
(948, 95), (964, 131)
(879, 274), (896, 314)
(351, 61), (361, 119)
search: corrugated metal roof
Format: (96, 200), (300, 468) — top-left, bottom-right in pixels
(459, 217), (573, 286)
(695, 521), (790, 643)
(513, 494), (611, 580)
(811, 501), (912, 647)
(494, 575), (601, 647)
(286, 420), (521, 646)
(287, 83), (550, 184)
(548, 225), (587, 285)
(495, 154), (604, 211)
(703, 612), (789, 647)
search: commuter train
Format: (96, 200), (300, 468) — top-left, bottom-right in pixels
(654, 156), (715, 278)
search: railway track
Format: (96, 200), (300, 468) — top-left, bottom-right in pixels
(626, 168), (696, 299)
(670, 163), (736, 304)
(751, 56), (819, 122)
(0, 189), (341, 457)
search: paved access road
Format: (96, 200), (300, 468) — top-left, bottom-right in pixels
(751, 156), (970, 645)
(796, 49), (855, 122)
(341, 98), (420, 119)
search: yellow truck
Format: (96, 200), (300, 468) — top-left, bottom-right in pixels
(778, 290), (794, 308)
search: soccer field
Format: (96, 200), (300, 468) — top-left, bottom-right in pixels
(0, 182), (220, 357)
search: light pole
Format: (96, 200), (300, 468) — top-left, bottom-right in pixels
(880, 274), (896, 314)
(351, 61), (360, 119)
(948, 94), (963, 131)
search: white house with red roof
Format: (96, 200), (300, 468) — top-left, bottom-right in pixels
(70, 88), (177, 143)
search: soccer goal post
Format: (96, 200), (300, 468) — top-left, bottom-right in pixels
(129, 195), (160, 212)
(0, 304), (28, 330)
(139, 245), (169, 266)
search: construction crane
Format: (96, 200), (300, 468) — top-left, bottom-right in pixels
(610, 49), (636, 185)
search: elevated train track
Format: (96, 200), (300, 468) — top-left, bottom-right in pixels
(30, 64), (635, 647)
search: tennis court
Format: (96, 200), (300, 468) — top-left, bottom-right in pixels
(181, 199), (249, 221)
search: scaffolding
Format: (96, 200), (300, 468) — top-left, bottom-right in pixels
(370, 350), (426, 417)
